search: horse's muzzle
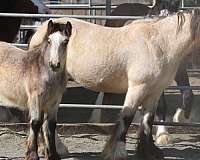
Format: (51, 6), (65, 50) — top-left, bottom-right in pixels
(49, 62), (60, 72)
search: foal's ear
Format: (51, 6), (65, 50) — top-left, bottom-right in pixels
(65, 21), (72, 37)
(47, 20), (54, 35)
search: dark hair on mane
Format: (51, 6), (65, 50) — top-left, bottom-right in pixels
(177, 11), (185, 34)
(190, 9), (200, 40)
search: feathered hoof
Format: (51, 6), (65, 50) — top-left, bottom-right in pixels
(173, 108), (186, 123)
(56, 143), (69, 158)
(156, 132), (171, 145)
(25, 152), (39, 160)
(38, 139), (69, 158)
(102, 141), (128, 160)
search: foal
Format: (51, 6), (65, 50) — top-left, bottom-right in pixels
(0, 20), (72, 160)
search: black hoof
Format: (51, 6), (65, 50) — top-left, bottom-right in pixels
(47, 153), (61, 160)
(137, 144), (164, 160)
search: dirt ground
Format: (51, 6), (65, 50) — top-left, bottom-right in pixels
(0, 126), (200, 160)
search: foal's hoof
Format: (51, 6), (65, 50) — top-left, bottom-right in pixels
(25, 152), (39, 160)
(156, 132), (171, 145)
(47, 153), (61, 160)
(102, 141), (128, 160)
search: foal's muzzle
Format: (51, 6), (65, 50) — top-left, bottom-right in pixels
(49, 62), (60, 72)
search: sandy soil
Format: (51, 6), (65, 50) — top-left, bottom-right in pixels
(0, 126), (200, 160)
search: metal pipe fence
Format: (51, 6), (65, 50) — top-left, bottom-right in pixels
(0, 13), (146, 20)
(46, 4), (117, 10)
(1, 3), (200, 131)
(1, 120), (200, 128)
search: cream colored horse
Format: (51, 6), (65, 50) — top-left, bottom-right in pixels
(30, 11), (200, 160)
(0, 20), (72, 160)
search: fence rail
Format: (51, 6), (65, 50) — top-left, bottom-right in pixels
(1, 121), (200, 128)
(0, 13), (146, 20)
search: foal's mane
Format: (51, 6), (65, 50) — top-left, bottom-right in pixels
(23, 33), (48, 66)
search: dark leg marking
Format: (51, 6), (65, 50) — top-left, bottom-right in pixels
(137, 113), (164, 160)
(44, 119), (60, 160)
(26, 119), (43, 160)
(175, 64), (194, 119)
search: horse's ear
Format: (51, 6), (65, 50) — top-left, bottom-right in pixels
(47, 20), (54, 35)
(65, 21), (72, 37)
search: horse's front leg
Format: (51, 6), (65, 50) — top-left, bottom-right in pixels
(25, 96), (43, 160)
(102, 84), (146, 160)
(42, 104), (60, 160)
(155, 93), (171, 145)
(137, 96), (164, 160)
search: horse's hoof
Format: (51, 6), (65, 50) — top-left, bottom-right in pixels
(25, 152), (39, 160)
(156, 132), (171, 145)
(152, 145), (164, 160)
(38, 141), (69, 158)
(102, 141), (128, 160)
(56, 141), (69, 158)
(173, 108), (186, 123)
(137, 146), (164, 160)
(47, 153), (61, 160)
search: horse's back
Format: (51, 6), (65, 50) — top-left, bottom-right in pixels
(0, 42), (26, 65)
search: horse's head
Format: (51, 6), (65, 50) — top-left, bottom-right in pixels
(45, 20), (72, 72)
(157, 0), (180, 13)
(30, 0), (50, 14)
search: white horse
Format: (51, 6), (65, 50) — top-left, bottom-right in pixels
(29, 11), (200, 160)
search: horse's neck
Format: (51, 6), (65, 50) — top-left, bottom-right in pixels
(157, 14), (192, 61)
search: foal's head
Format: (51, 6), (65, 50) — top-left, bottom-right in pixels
(45, 20), (72, 72)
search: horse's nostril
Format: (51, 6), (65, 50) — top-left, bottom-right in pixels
(57, 62), (60, 68)
(49, 62), (52, 67)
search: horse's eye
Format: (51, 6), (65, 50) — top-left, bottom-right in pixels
(48, 38), (51, 44)
(63, 39), (69, 45)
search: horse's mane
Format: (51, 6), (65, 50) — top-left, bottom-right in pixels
(190, 9), (200, 40)
(23, 34), (47, 66)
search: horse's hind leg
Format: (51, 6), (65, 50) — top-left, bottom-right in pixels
(173, 64), (193, 121)
(42, 104), (60, 160)
(102, 84), (146, 160)
(137, 96), (164, 160)
(155, 93), (171, 145)
(25, 96), (43, 160)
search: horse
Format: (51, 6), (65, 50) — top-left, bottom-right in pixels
(29, 11), (200, 159)
(0, 0), (50, 123)
(99, 0), (194, 145)
(0, 20), (72, 160)
(0, 0), (49, 43)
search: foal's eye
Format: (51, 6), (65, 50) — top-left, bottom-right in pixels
(63, 39), (69, 45)
(47, 38), (51, 44)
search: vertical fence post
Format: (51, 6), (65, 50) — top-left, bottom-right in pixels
(181, 0), (184, 8)
(106, 0), (111, 15)
(88, 0), (92, 22)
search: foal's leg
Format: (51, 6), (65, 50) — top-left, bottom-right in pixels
(137, 96), (164, 160)
(42, 105), (60, 160)
(102, 84), (146, 160)
(155, 93), (171, 145)
(25, 96), (43, 160)
(173, 64), (193, 122)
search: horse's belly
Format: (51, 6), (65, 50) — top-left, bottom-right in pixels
(74, 74), (128, 93)
(0, 82), (27, 110)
